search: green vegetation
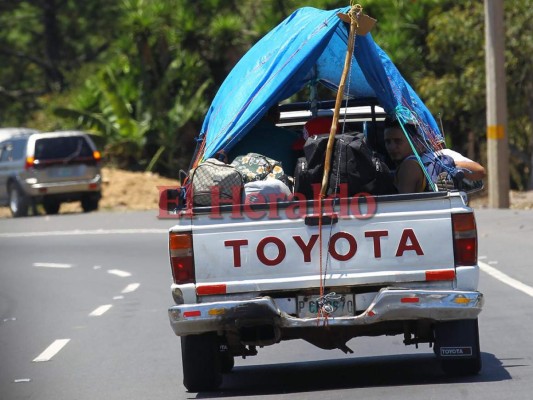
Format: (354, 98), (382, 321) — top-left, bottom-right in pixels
(1, 1), (531, 188)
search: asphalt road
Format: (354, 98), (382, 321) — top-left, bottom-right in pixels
(1, 208), (532, 399)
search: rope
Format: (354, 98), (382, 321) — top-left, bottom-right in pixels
(395, 108), (437, 192)
(395, 106), (456, 192)
(316, 2), (362, 326)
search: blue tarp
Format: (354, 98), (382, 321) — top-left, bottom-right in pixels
(199, 6), (442, 160)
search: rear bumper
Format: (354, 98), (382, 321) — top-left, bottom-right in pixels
(21, 174), (102, 197)
(168, 288), (483, 336)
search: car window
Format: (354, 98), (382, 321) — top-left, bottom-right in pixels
(34, 136), (93, 160)
(11, 139), (27, 160)
(0, 143), (12, 162)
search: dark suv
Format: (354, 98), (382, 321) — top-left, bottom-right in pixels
(0, 129), (102, 217)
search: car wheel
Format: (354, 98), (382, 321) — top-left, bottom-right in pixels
(81, 195), (99, 212)
(181, 333), (222, 392)
(8, 182), (29, 217)
(43, 199), (61, 215)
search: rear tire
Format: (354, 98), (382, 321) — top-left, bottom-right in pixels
(181, 333), (222, 392)
(8, 182), (29, 217)
(81, 194), (99, 212)
(43, 199), (60, 215)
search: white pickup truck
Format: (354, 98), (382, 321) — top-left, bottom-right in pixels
(166, 105), (483, 392)
(165, 6), (484, 392)
(168, 180), (483, 391)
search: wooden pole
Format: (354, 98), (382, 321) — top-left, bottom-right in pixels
(484, 0), (510, 208)
(320, 8), (359, 198)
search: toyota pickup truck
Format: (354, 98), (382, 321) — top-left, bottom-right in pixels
(165, 6), (484, 392)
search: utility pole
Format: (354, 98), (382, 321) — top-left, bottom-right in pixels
(484, 0), (510, 208)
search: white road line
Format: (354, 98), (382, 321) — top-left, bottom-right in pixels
(0, 229), (167, 239)
(107, 269), (131, 278)
(479, 261), (533, 297)
(33, 339), (70, 362)
(89, 305), (112, 317)
(33, 262), (71, 269)
(122, 283), (140, 294)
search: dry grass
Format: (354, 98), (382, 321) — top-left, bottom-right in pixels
(0, 167), (179, 218)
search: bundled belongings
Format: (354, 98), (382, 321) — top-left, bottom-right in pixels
(295, 131), (397, 198)
(189, 158), (244, 207)
(406, 152), (465, 192)
(231, 152), (284, 182)
(243, 178), (292, 204)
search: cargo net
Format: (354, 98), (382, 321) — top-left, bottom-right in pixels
(394, 105), (456, 192)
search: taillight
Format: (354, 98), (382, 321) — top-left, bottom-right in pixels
(452, 213), (477, 266)
(169, 232), (194, 284)
(93, 150), (101, 161)
(25, 156), (35, 169)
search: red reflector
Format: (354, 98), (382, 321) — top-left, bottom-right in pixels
(426, 269), (456, 281)
(88, 183), (98, 190)
(454, 237), (477, 266)
(197, 284), (227, 296)
(169, 232), (194, 284)
(401, 297), (420, 303)
(452, 213), (478, 266)
(170, 257), (194, 284)
(183, 310), (201, 318)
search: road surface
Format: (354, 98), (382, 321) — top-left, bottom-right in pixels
(1, 209), (532, 399)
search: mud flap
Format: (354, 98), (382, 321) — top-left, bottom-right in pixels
(434, 319), (480, 360)
(434, 319), (482, 375)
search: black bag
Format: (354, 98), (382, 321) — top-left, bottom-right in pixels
(293, 157), (315, 199)
(301, 132), (396, 197)
(190, 158), (244, 207)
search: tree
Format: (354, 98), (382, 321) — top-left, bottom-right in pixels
(0, 0), (120, 125)
(419, 0), (533, 189)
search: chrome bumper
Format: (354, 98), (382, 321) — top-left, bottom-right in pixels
(168, 288), (483, 336)
(23, 175), (101, 196)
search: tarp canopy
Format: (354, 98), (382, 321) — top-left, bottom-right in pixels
(199, 6), (442, 161)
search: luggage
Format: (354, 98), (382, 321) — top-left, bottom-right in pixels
(231, 152), (286, 183)
(299, 132), (396, 197)
(189, 158), (244, 207)
(293, 157), (315, 199)
(243, 178), (292, 204)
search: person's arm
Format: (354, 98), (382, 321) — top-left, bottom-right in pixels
(454, 160), (486, 181)
(441, 148), (486, 181)
(395, 159), (425, 193)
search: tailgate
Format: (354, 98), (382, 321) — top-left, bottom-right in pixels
(191, 195), (456, 292)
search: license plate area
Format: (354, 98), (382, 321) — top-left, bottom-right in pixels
(297, 293), (355, 318)
(47, 164), (86, 178)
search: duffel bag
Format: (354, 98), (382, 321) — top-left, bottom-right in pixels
(303, 132), (396, 196)
(190, 158), (244, 207)
(231, 152), (286, 183)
